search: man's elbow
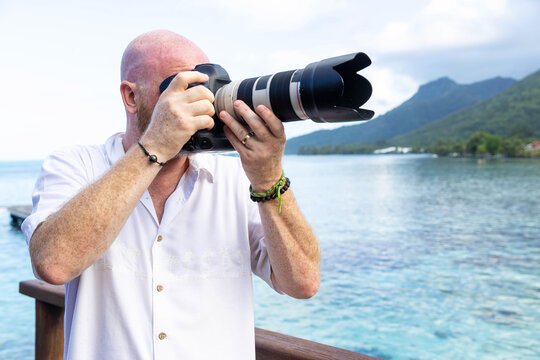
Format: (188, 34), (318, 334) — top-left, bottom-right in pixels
(32, 257), (72, 285)
(30, 229), (72, 285)
(293, 276), (320, 299)
(30, 243), (72, 285)
(272, 267), (320, 299)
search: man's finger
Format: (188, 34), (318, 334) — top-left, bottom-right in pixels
(256, 105), (285, 138)
(234, 100), (270, 139)
(223, 125), (249, 155)
(183, 85), (215, 104)
(219, 110), (252, 141)
(187, 100), (215, 117)
(167, 71), (209, 92)
(192, 115), (215, 130)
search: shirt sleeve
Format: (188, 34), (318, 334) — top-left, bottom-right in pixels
(21, 147), (90, 248)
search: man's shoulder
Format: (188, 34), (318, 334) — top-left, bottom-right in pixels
(47, 133), (120, 163)
(46, 143), (107, 167)
(43, 134), (119, 179)
(49, 143), (105, 158)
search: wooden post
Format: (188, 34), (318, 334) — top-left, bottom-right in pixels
(35, 301), (64, 360)
(20, 280), (65, 360)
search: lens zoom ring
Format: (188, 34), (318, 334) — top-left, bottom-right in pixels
(269, 70), (300, 122)
(237, 77), (258, 110)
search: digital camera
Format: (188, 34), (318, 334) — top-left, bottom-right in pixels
(159, 52), (374, 152)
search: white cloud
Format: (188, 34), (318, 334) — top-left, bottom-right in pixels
(266, 51), (317, 73)
(0, 66), (124, 160)
(375, 0), (508, 53)
(361, 66), (418, 115)
(221, 50), (314, 80)
(205, 0), (347, 31)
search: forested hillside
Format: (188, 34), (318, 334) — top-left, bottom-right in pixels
(285, 76), (516, 154)
(392, 70), (540, 147)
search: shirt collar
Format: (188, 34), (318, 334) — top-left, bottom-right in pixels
(104, 133), (215, 183)
(187, 153), (215, 183)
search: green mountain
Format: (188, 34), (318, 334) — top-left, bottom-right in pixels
(392, 69), (540, 147)
(285, 76), (516, 154)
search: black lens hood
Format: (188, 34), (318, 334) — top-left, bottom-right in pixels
(300, 52), (374, 123)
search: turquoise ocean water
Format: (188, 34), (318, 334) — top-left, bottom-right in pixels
(1, 155), (539, 359)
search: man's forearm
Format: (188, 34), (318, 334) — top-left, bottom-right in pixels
(217, 100), (319, 298)
(30, 145), (161, 285)
(258, 191), (320, 299)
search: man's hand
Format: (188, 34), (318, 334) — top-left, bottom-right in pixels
(140, 71), (216, 162)
(220, 100), (286, 192)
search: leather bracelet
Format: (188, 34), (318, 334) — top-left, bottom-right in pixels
(137, 142), (166, 166)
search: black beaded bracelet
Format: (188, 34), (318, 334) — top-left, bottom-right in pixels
(249, 175), (290, 215)
(137, 142), (166, 166)
(250, 177), (290, 202)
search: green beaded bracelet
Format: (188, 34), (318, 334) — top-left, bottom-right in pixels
(249, 171), (290, 214)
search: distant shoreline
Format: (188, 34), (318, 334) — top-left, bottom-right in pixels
(295, 152), (540, 159)
(435, 153), (540, 160)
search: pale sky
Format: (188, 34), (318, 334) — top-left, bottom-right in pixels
(1, 0), (539, 160)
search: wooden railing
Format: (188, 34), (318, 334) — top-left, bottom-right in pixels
(20, 280), (381, 360)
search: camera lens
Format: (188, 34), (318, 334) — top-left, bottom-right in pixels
(214, 52), (374, 124)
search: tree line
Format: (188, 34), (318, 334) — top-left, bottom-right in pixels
(297, 143), (377, 155)
(296, 131), (538, 157)
(430, 132), (538, 157)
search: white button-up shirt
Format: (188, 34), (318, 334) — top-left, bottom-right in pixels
(22, 133), (279, 360)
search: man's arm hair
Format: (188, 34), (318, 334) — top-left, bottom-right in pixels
(30, 70), (216, 285)
(258, 191), (321, 299)
(29, 145), (161, 285)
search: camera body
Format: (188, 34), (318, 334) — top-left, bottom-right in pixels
(160, 64), (233, 152)
(159, 52), (375, 153)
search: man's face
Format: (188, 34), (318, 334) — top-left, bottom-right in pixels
(133, 51), (210, 137)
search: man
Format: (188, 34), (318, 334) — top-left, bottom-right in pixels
(22, 30), (320, 359)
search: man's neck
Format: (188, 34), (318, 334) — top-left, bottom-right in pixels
(148, 155), (189, 223)
(123, 131), (189, 222)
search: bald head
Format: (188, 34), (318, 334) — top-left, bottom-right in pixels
(121, 30), (209, 85)
(119, 31), (209, 143)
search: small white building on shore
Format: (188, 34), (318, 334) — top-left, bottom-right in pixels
(374, 146), (412, 154)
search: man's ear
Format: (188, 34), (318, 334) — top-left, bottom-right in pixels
(120, 81), (138, 114)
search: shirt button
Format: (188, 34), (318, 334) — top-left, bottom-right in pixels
(157, 285), (164, 292)
(158, 332), (167, 340)
(157, 235), (163, 242)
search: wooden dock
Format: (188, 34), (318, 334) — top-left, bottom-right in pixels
(8, 205), (32, 228)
